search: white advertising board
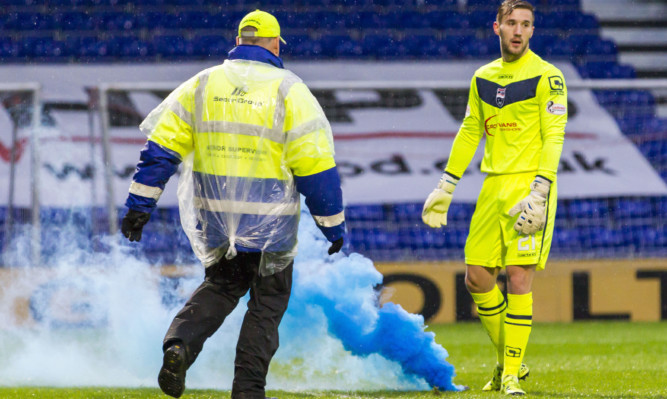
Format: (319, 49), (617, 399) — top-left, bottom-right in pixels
(0, 60), (665, 207)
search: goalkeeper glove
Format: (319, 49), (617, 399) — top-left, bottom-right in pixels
(121, 209), (151, 242)
(508, 176), (551, 235)
(422, 172), (459, 228)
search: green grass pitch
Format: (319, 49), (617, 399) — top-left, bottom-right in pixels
(1, 321), (665, 398)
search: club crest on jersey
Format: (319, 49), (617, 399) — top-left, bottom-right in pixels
(496, 87), (506, 107)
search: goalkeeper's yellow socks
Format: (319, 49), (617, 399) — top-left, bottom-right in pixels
(471, 285), (507, 365)
(503, 292), (533, 378)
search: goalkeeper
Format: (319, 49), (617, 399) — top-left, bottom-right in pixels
(422, 0), (566, 396)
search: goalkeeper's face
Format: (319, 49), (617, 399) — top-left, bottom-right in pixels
(494, 8), (534, 61)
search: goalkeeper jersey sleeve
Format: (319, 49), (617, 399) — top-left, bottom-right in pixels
(444, 76), (484, 179)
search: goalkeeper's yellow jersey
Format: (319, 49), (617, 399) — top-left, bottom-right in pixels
(445, 49), (567, 182)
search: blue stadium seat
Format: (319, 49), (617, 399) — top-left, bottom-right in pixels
(638, 140), (666, 164)
(392, 203), (422, 222)
(135, 11), (168, 29)
(64, 35), (96, 57)
(367, 229), (400, 250)
(541, 0), (581, 9)
(192, 35), (232, 57)
(430, 11), (471, 30)
(55, 11), (96, 31)
(346, 204), (386, 221)
(94, 11), (137, 31)
(361, 34), (404, 59)
(529, 34), (556, 55)
(579, 62), (636, 79)
(315, 11), (348, 30)
(447, 203), (474, 222)
(420, 228), (447, 249)
(422, 0), (457, 6)
(178, 11), (215, 30)
(582, 38), (617, 59)
(114, 36), (152, 58)
(405, 35), (443, 58)
(630, 225), (667, 252)
(579, 226), (624, 249)
(6, 12), (55, 31)
(466, 0), (496, 10)
(535, 12), (558, 30)
(569, 12), (599, 30)
(320, 34), (361, 58)
(654, 197), (667, 217)
(154, 35), (193, 58)
(444, 227), (467, 248)
(553, 227), (582, 251)
(399, 227), (431, 250)
(283, 35), (322, 58)
(389, 11), (431, 29)
(567, 34), (596, 55)
(0, 37), (17, 59)
(461, 36), (499, 58)
(442, 35), (473, 58)
(569, 198), (610, 221)
(614, 198), (654, 221)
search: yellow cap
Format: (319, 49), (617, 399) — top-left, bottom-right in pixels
(238, 9), (286, 44)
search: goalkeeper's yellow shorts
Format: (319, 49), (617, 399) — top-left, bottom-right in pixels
(464, 172), (558, 270)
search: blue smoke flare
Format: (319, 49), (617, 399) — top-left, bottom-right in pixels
(279, 211), (461, 391)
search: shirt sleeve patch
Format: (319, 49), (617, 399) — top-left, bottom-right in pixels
(546, 101), (567, 115)
(548, 75), (565, 95)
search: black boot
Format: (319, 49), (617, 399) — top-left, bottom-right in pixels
(158, 343), (187, 398)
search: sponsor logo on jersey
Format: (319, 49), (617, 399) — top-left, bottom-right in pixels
(484, 114), (521, 136)
(548, 75), (565, 95)
(546, 101), (567, 115)
(496, 87), (506, 107)
(498, 74), (513, 79)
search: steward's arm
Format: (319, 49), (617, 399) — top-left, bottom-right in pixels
(284, 82), (345, 242)
(536, 68), (567, 182)
(444, 76), (484, 180)
(126, 77), (198, 213)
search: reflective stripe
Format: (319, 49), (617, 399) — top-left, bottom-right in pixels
(196, 120), (284, 143)
(194, 69), (211, 127)
(129, 181), (163, 200)
(312, 210), (345, 227)
(194, 197), (299, 216)
(168, 100), (193, 126)
(286, 117), (330, 143)
(273, 75), (300, 142)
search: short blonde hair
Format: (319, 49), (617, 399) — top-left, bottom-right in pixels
(497, 0), (535, 23)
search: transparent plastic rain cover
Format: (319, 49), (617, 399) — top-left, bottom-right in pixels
(139, 59), (334, 275)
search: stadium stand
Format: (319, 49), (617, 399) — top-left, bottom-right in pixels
(0, 0), (665, 264)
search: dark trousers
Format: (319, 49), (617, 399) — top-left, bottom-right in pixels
(163, 252), (293, 399)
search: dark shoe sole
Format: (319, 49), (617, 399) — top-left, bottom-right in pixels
(158, 345), (186, 398)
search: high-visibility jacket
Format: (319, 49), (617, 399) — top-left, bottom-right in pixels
(126, 45), (345, 274)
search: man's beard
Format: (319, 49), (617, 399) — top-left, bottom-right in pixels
(501, 37), (528, 58)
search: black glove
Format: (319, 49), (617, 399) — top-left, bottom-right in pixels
(328, 237), (344, 255)
(121, 210), (151, 242)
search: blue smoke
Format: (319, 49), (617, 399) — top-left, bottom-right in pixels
(278, 210), (461, 391)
